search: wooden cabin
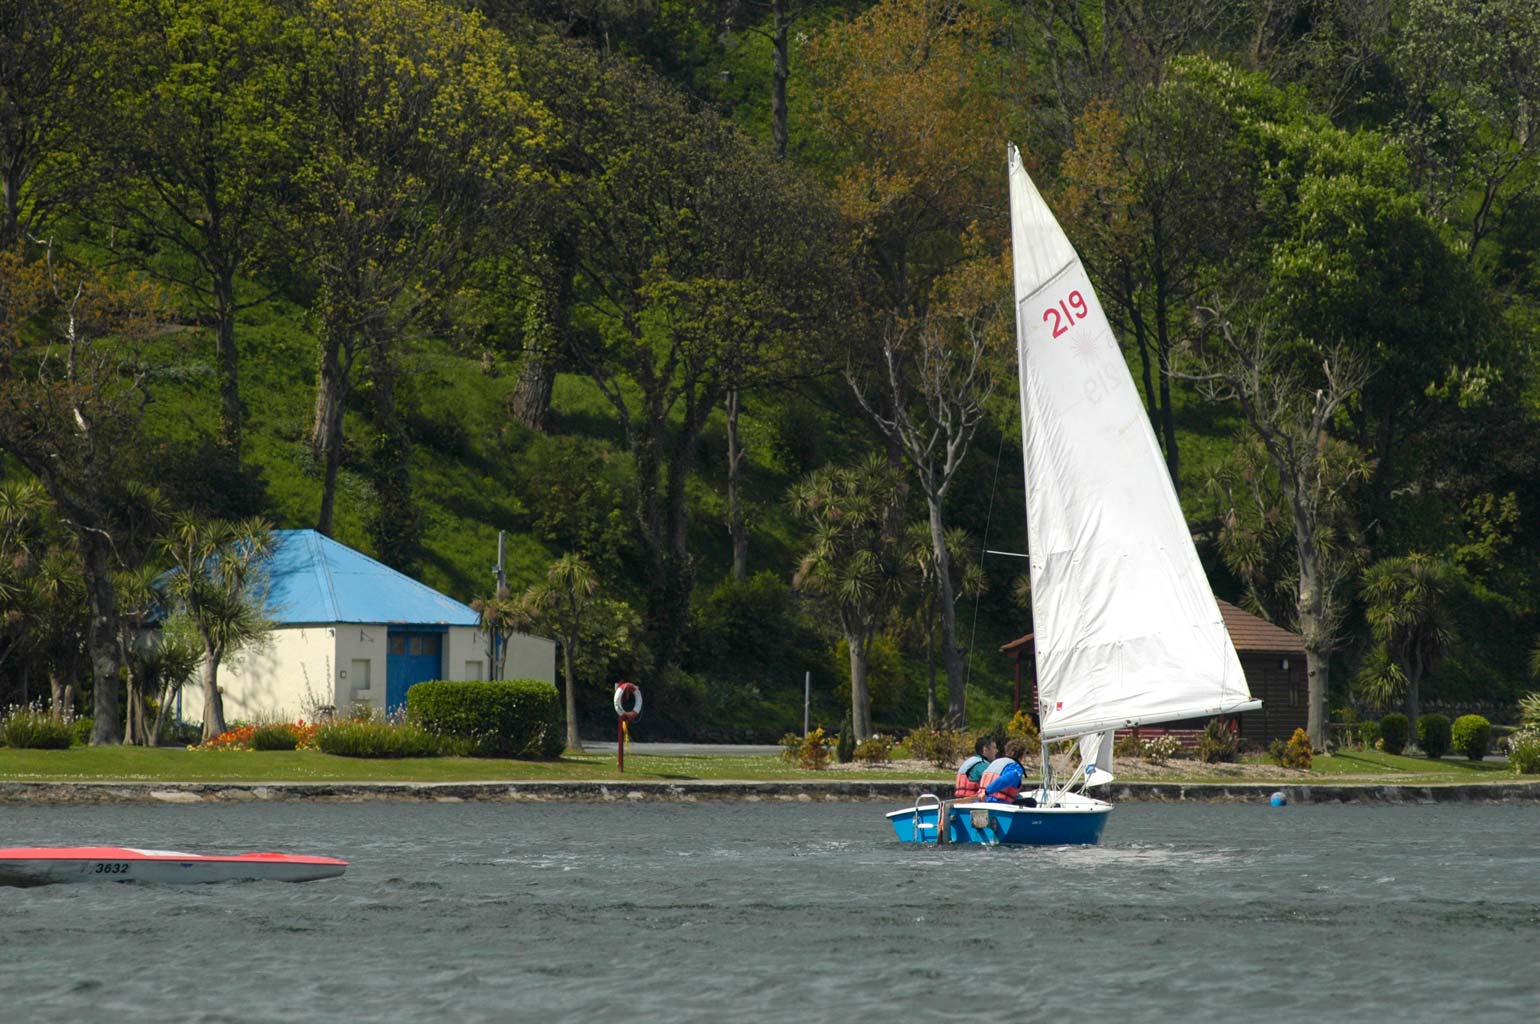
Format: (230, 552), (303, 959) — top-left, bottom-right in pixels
(1001, 599), (1308, 748)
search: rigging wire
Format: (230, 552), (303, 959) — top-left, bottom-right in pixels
(963, 439), (1008, 697)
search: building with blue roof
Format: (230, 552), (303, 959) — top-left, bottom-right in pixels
(180, 530), (555, 723)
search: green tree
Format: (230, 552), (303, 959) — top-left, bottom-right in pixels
(1392, 0), (1540, 265)
(290, 0), (550, 552)
(0, 243), (167, 743)
(849, 243), (1008, 725)
(791, 455), (908, 741)
(1357, 554), (1461, 732)
(1183, 313), (1371, 749)
(0, 0), (113, 243)
(159, 514), (274, 741)
(902, 522), (984, 725)
(551, 50), (844, 678)
(523, 554), (600, 752)
(103, 0), (305, 459)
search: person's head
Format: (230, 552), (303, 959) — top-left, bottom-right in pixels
(975, 735), (998, 760)
(1004, 737), (1032, 763)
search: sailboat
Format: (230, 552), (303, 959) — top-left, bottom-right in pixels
(888, 145), (1261, 846)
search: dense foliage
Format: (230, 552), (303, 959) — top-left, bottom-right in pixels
(1417, 713), (1453, 759)
(405, 679), (563, 758)
(2, 0), (1540, 748)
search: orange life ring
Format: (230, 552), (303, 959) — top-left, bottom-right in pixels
(613, 682), (642, 722)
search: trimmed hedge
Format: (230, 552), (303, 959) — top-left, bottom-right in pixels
(406, 679), (563, 758)
(1451, 714), (1492, 761)
(1379, 713), (1409, 755)
(1417, 713), (1452, 759)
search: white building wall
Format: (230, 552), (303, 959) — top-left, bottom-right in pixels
(180, 626), (340, 725)
(498, 632), (557, 684)
(180, 623), (555, 726)
(333, 624), (387, 712)
(444, 626), (486, 683)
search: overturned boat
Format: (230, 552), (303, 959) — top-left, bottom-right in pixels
(0, 846), (348, 886)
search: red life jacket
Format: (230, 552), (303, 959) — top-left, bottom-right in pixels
(979, 757), (1023, 803)
(954, 755), (986, 800)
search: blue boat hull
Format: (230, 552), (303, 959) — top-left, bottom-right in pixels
(887, 796), (1111, 846)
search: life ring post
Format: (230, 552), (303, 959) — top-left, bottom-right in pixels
(613, 682), (642, 773)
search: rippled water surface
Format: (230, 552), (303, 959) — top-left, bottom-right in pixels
(2, 800), (1537, 1022)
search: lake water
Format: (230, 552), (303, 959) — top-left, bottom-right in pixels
(2, 800), (1537, 1023)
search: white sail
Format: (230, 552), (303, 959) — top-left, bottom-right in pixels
(1077, 729), (1116, 787)
(1008, 144), (1260, 741)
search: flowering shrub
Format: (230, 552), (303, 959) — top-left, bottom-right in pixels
(1196, 719), (1240, 764)
(197, 724), (257, 750)
(0, 704), (74, 749)
(315, 718), (443, 758)
(1506, 727), (1540, 775)
(197, 720), (320, 751)
(853, 734), (895, 765)
(906, 727), (970, 768)
(780, 727), (832, 770)
(1006, 710), (1041, 750)
(1269, 727), (1313, 770)
(1141, 734), (1182, 764)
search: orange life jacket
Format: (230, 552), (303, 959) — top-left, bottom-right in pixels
(979, 756), (1023, 803)
(954, 755), (986, 800)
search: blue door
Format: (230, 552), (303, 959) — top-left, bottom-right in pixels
(386, 630), (444, 712)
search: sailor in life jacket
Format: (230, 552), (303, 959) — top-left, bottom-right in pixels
(979, 755), (1025, 804)
(953, 736), (998, 801)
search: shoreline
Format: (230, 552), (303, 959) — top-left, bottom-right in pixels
(4, 778), (1540, 805)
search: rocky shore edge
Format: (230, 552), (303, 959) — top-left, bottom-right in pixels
(3, 778), (1539, 805)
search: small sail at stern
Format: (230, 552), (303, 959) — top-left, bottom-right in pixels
(1008, 145), (1260, 741)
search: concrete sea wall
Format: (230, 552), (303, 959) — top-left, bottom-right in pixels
(3, 779), (1539, 804)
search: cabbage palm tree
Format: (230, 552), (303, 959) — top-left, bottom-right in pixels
(525, 554), (598, 752)
(160, 515), (274, 740)
(791, 455), (908, 741)
(1357, 553), (1460, 735)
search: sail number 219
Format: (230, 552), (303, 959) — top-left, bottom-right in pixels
(1042, 291), (1089, 338)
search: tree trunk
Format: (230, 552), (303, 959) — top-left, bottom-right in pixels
(120, 631), (139, 747)
(312, 331), (350, 537)
(200, 644), (227, 742)
(926, 499), (966, 725)
(49, 667), (66, 719)
(847, 631), (872, 741)
(924, 588), (937, 725)
(1153, 273), (1180, 493)
(1405, 652), (1423, 745)
(366, 342), (421, 571)
(1296, 547), (1329, 750)
(509, 349), (557, 431)
(726, 388), (748, 581)
(770, 2), (790, 159)
(561, 639), (583, 752)
(81, 532), (122, 745)
(509, 232), (576, 431)
(213, 263), (243, 460)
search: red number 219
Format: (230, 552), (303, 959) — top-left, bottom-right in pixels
(1042, 290), (1089, 338)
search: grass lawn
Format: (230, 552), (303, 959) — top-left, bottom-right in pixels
(0, 745), (1530, 786)
(0, 746), (951, 785)
(1309, 749), (1514, 781)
